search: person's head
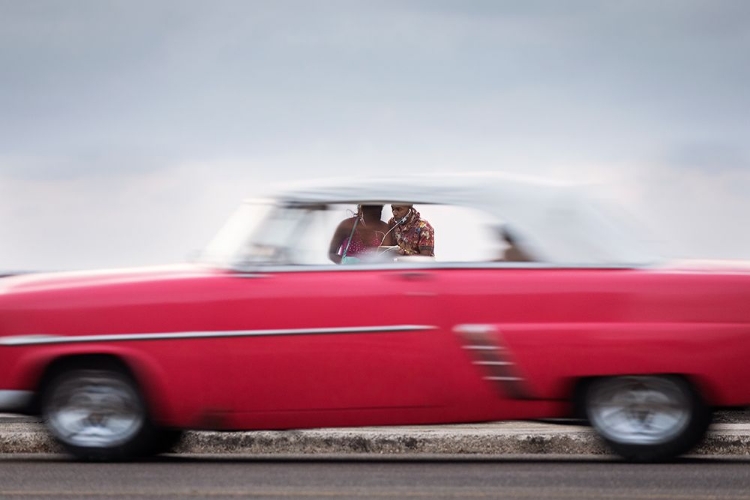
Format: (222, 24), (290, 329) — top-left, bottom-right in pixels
(358, 204), (384, 221)
(391, 204), (413, 222)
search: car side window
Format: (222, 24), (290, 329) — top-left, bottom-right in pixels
(282, 204), (536, 266)
(236, 206), (321, 265)
(234, 203), (541, 267)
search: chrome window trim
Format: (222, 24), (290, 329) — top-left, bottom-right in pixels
(0, 325), (436, 347)
(228, 260), (646, 276)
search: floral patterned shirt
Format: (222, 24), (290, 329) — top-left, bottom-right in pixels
(388, 209), (435, 256)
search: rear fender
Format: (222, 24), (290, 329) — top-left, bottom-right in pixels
(456, 322), (750, 405)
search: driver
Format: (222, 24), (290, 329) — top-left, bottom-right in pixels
(388, 204), (435, 257)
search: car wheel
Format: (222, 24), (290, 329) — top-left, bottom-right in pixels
(41, 368), (155, 461)
(584, 375), (711, 462)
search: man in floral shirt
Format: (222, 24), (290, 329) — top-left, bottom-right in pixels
(388, 204), (435, 256)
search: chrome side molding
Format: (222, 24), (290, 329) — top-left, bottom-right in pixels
(0, 325), (437, 347)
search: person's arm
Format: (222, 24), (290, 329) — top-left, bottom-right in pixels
(386, 219), (409, 254)
(328, 220), (352, 264)
(417, 222), (435, 256)
(379, 221), (394, 246)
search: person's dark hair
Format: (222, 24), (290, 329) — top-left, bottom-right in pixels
(359, 205), (383, 217)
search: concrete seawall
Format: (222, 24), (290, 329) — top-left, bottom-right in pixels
(3, 420), (750, 456)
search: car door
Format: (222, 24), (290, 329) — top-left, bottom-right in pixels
(215, 205), (452, 426)
(209, 203), (458, 427)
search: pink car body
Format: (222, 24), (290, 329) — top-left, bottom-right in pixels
(1, 174), (748, 461)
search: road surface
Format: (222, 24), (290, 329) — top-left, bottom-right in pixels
(2, 454), (750, 499)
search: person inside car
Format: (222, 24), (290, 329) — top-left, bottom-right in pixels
(499, 226), (534, 262)
(328, 204), (392, 264)
(388, 204), (435, 257)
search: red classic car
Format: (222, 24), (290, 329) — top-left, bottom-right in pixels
(1, 173), (749, 462)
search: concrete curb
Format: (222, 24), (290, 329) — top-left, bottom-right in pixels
(178, 428), (610, 455)
(3, 422), (750, 456)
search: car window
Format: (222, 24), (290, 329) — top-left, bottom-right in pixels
(204, 201), (542, 268)
(200, 200), (275, 266)
(242, 206), (322, 265)
(276, 203), (515, 266)
(416, 205), (504, 263)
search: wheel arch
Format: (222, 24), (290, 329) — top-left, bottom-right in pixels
(24, 349), (176, 425)
(29, 353), (133, 413)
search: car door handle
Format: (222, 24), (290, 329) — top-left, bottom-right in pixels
(399, 272), (433, 281)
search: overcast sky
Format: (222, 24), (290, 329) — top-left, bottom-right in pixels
(1, 0), (749, 270)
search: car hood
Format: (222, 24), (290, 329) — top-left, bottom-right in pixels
(0, 263), (222, 295)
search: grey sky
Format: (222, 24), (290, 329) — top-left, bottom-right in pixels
(1, 1), (749, 270)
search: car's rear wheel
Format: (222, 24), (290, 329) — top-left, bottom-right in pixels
(41, 368), (156, 461)
(584, 375), (711, 462)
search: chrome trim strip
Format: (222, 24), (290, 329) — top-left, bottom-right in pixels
(0, 325), (436, 347)
(485, 376), (523, 382)
(229, 261), (643, 274)
(0, 390), (33, 411)
(462, 345), (499, 351)
(454, 325), (498, 334)
(474, 360), (512, 366)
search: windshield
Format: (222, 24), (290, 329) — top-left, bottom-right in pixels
(199, 199), (332, 267)
(198, 199), (275, 267)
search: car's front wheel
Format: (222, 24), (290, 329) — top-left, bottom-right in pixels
(584, 375), (711, 462)
(41, 368), (156, 461)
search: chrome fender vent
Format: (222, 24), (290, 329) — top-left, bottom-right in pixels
(454, 324), (530, 399)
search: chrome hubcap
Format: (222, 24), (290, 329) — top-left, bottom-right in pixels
(45, 371), (144, 448)
(587, 377), (691, 445)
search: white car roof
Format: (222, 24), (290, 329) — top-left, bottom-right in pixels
(269, 172), (656, 265)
